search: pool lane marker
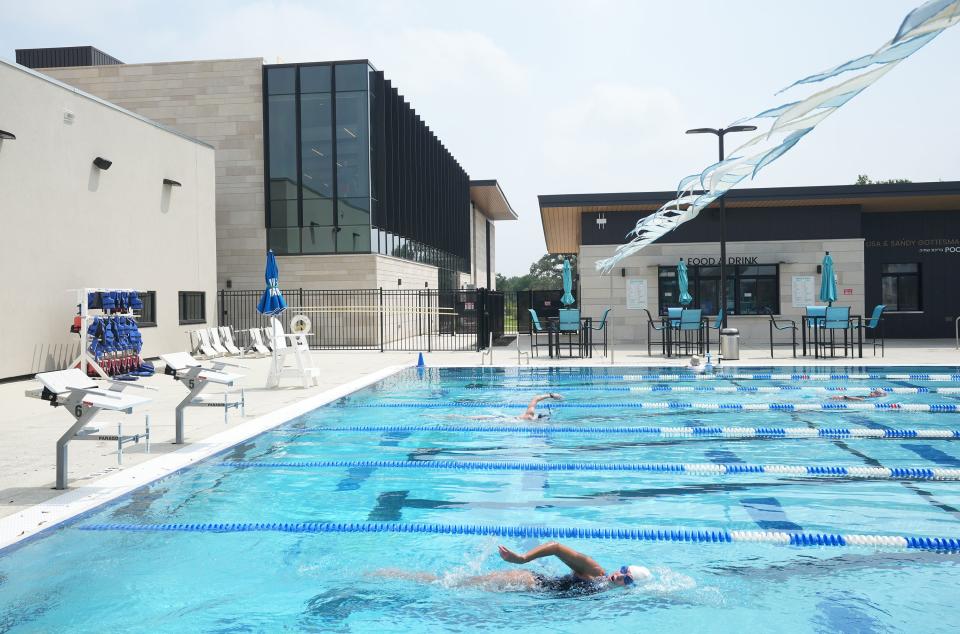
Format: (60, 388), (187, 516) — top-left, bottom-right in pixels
(449, 373), (960, 382)
(277, 424), (960, 439)
(77, 521), (960, 552)
(217, 459), (960, 481)
(347, 401), (959, 413)
(468, 386), (958, 394)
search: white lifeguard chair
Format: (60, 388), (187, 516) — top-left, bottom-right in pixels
(25, 369), (153, 489)
(266, 316), (320, 388)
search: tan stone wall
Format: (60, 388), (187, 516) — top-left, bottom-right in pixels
(375, 255), (440, 290)
(40, 58), (266, 291)
(579, 239), (865, 345)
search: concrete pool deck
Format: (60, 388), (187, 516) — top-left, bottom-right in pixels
(0, 339), (957, 548)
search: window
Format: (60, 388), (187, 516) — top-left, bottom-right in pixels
(178, 292), (206, 325)
(137, 291), (157, 327)
(658, 264), (780, 315)
(881, 263), (921, 311)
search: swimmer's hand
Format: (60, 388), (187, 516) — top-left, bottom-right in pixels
(498, 545), (526, 564)
(549, 393), (564, 401)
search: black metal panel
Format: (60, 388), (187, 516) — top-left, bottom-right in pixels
(581, 205), (863, 245)
(863, 210), (960, 338)
(16, 46), (122, 68)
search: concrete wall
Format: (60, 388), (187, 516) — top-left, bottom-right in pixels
(0, 61), (217, 379)
(467, 204), (496, 290)
(39, 58), (265, 290)
(579, 238), (864, 345)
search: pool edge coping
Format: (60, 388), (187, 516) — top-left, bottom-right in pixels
(0, 362), (413, 553)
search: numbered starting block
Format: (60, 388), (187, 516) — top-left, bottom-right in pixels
(159, 352), (245, 444)
(26, 369), (153, 489)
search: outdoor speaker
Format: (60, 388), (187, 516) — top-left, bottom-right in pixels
(0, 129), (15, 140)
(93, 156), (112, 170)
(163, 178), (182, 187)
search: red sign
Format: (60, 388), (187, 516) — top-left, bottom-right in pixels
(843, 288), (854, 295)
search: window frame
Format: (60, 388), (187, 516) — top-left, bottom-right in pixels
(880, 262), (922, 312)
(178, 291), (206, 325)
(658, 263), (780, 316)
(136, 290), (158, 328)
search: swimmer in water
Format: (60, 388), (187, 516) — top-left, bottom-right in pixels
(518, 393), (563, 420)
(373, 541), (650, 595)
(686, 355), (705, 374)
(830, 389), (886, 401)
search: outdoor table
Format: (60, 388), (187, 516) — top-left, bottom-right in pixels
(661, 315), (709, 358)
(804, 314), (863, 359)
(547, 316), (593, 358)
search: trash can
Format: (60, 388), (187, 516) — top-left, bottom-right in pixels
(720, 328), (740, 360)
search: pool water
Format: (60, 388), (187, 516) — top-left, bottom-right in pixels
(2, 366), (960, 632)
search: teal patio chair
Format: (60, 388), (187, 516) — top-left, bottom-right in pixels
(557, 308), (582, 357)
(803, 305), (827, 355)
(707, 309), (724, 353)
(527, 309), (552, 357)
(821, 306), (852, 357)
(865, 304), (887, 357)
(674, 308), (703, 356)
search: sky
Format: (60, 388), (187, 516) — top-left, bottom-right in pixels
(3, 0), (958, 275)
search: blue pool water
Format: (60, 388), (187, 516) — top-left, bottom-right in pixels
(2, 366), (960, 632)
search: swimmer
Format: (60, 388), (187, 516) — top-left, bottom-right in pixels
(686, 355), (706, 374)
(373, 541), (650, 595)
(518, 393), (563, 420)
(830, 389), (886, 401)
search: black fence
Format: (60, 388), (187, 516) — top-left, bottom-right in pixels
(513, 290), (572, 333)
(219, 289), (504, 352)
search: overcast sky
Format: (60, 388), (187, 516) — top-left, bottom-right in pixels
(4, 0), (957, 275)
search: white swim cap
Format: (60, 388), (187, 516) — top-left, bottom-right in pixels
(626, 565), (652, 582)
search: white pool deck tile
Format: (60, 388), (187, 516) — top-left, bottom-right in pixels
(0, 340), (957, 550)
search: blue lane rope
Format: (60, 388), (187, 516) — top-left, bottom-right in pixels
(464, 386), (953, 394)
(344, 401), (959, 413)
(440, 372), (960, 382)
(274, 424), (960, 439)
(217, 459), (960, 481)
(77, 521), (960, 552)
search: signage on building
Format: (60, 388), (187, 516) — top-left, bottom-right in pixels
(866, 238), (960, 255)
(792, 276), (816, 307)
(684, 256), (759, 266)
(626, 278), (648, 310)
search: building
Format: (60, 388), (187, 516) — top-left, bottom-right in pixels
(0, 58), (216, 379)
(21, 48), (516, 292)
(539, 182), (960, 343)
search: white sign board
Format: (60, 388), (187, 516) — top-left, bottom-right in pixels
(626, 278), (648, 310)
(792, 275), (816, 308)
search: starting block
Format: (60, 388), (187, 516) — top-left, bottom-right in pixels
(159, 352), (245, 444)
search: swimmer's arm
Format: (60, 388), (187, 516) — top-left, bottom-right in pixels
(498, 542), (604, 578)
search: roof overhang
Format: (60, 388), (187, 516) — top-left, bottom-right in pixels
(470, 180), (518, 221)
(538, 181), (960, 253)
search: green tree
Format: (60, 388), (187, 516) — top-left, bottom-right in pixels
(495, 254), (577, 291)
(855, 174), (912, 185)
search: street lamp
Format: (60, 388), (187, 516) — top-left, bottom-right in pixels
(686, 125), (757, 327)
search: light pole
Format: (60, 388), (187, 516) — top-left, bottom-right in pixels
(686, 125), (757, 328)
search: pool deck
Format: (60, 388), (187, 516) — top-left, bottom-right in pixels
(0, 339), (956, 549)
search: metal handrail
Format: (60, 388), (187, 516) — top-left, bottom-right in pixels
(480, 333), (494, 365)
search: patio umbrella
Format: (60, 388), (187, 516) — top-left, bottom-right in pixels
(560, 258), (575, 306)
(257, 250), (288, 316)
(819, 251), (837, 306)
(677, 258), (693, 306)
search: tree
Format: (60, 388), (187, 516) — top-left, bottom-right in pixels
(855, 174), (912, 185)
(495, 254), (578, 291)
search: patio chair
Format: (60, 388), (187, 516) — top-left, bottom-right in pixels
(707, 309), (724, 353)
(766, 310), (797, 358)
(674, 308), (703, 356)
(589, 308), (612, 357)
(864, 304), (887, 357)
(218, 326), (243, 356)
(207, 327), (230, 356)
(527, 309), (552, 357)
(820, 306), (852, 357)
(248, 328), (272, 356)
(557, 308), (582, 356)
(193, 329), (221, 358)
(803, 306), (827, 355)
(643, 308), (667, 356)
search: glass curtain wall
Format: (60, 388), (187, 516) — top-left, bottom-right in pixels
(264, 62), (372, 255)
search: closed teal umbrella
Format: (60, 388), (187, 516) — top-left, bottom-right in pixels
(819, 251), (837, 306)
(677, 258), (693, 306)
(561, 258), (575, 306)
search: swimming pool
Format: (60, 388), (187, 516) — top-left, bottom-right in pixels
(2, 365), (960, 632)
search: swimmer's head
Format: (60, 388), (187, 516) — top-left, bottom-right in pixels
(689, 355), (702, 367)
(609, 564), (652, 586)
